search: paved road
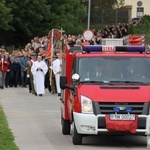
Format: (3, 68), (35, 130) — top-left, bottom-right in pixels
(0, 87), (149, 150)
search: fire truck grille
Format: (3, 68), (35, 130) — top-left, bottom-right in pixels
(98, 102), (144, 114)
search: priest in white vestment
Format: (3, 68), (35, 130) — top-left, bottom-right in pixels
(31, 55), (48, 96)
(51, 52), (62, 96)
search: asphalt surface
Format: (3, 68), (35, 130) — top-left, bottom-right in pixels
(0, 87), (149, 150)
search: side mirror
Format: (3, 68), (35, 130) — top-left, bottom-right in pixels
(60, 75), (75, 91)
(60, 76), (67, 89)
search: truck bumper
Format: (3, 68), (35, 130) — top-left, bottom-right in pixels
(73, 112), (150, 135)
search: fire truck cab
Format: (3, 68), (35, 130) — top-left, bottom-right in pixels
(60, 45), (150, 145)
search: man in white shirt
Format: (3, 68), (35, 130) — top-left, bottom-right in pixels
(51, 52), (62, 96)
(31, 55), (48, 96)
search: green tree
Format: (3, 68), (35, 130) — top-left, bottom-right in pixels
(0, 0), (12, 30)
(48, 0), (86, 34)
(0, 0), (128, 48)
(0, 0), (86, 47)
(0, 0), (51, 47)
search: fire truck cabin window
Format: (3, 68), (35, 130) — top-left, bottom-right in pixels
(78, 57), (150, 83)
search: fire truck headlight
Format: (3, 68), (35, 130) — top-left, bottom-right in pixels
(81, 95), (93, 114)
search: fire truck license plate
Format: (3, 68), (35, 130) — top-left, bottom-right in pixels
(109, 114), (135, 120)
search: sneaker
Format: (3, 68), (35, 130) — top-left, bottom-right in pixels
(58, 93), (61, 96)
(39, 94), (43, 96)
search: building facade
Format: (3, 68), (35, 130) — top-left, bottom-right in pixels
(124, 0), (150, 19)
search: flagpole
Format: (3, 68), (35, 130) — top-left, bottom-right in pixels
(50, 29), (54, 86)
(59, 28), (65, 53)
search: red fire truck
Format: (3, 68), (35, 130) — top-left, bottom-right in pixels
(60, 45), (150, 145)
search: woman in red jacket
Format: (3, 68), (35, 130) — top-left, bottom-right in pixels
(0, 49), (10, 89)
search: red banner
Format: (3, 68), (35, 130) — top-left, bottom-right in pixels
(129, 35), (145, 45)
(45, 39), (52, 59)
(48, 29), (61, 40)
(105, 115), (138, 133)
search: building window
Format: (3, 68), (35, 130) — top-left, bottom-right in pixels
(137, 7), (144, 17)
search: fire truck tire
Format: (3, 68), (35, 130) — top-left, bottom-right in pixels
(72, 122), (82, 145)
(61, 116), (70, 135)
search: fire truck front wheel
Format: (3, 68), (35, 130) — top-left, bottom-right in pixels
(61, 116), (70, 135)
(72, 122), (82, 145)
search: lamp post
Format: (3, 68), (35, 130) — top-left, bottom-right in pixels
(87, 0), (91, 29)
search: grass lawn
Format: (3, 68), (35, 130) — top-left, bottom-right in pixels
(0, 105), (19, 150)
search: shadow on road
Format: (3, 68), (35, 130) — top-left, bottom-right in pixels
(82, 134), (146, 148)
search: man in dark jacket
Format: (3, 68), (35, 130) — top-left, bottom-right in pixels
(20, 50), (30, 87)
(10, 51), (21, 87)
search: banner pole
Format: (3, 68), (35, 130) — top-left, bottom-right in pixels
(50, 29), (54, 86)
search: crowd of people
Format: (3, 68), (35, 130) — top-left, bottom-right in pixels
(65, 20), (141, 46)
(0, 43), (63, 97)
(0, 19), (142, 96)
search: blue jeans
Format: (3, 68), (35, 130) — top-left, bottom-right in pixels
(21, 70), (27, 87)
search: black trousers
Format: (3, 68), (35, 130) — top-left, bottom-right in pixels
(5, 72), (11, 87)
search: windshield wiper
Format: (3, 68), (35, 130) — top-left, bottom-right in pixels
(80, 80), (114, 85)
(109, 81), (150, 85)
(80, 81), (104, 83)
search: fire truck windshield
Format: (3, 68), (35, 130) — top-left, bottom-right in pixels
(78, 57), (150, 84)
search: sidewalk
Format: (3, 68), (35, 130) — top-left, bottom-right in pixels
(0, 87), (63, 150)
